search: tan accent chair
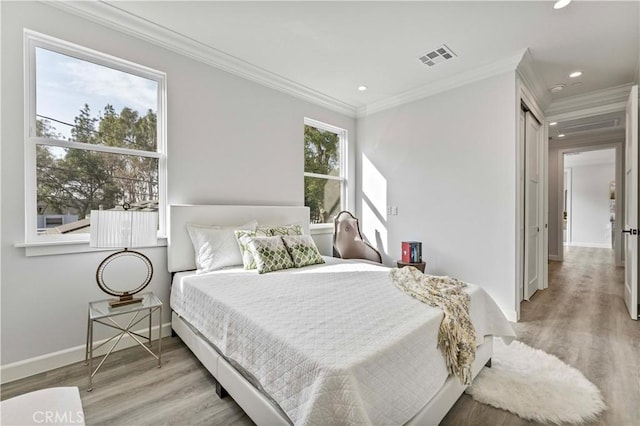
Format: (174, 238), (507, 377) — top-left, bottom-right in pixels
(333, 211), (382, 263)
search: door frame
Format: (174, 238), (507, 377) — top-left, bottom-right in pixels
(564, 167), (572, 245)
(557, 145), (621, 257)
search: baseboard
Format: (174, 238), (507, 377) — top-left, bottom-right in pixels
(548, 255), (562, 261)
(0, 322), (172, 384)
(568, 242), (612, 248)
(500, 308), (518, 323)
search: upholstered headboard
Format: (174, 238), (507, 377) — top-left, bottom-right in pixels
(168, 204), (310, 272)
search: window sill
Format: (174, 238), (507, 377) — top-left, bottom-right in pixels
(15, 238), (167, 257)
(309, 224), (333, 235)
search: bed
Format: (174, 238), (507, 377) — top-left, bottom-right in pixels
(168, 204), (515, 425)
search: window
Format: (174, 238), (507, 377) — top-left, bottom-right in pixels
(24, 31), (166, 243)
(304, 118), (347, 224)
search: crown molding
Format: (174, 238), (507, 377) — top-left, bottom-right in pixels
(45, 0), (358, 118)
(50, 1), (625, 122)
(545, 84), (633, 118)
(516, 49), (551, 112)
(546, 101), (627, 123)
(356, 50), (525, 118)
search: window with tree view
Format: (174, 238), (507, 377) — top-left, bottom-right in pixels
(26, 33), (166, 240)
(304, 120), (346, 224)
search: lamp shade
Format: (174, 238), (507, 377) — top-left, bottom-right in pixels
(90, 210), (158, 248)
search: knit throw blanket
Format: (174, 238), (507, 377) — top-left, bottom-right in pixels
(390, 266), (477, 384)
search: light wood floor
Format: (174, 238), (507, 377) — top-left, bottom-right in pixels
(442, 246), (639, 426)
(2, 247), (638, 425)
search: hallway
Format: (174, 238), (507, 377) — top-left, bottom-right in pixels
(443, 246), (639, 425)
(518, 246), (638, 425)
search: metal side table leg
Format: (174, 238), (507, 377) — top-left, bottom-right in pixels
(158, 305), (162, 368)
(148, 306), (152, 347)
(88, 318), (93, 392)
(85, 308), (90, 365)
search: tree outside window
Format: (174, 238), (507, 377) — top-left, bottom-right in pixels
(304, 120), (345, 223)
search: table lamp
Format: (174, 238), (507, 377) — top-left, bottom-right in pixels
(90, 204), (158, 307)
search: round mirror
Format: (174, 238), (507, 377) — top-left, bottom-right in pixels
(97, 250), (152, 297)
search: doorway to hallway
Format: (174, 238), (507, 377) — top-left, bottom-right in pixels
(562, 148), (617, 253)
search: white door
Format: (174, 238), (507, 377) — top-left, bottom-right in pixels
(623, 85), (638, 320)
(524, 111), (542, 300)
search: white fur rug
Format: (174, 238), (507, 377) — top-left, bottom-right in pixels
(466, 339), (606, 424)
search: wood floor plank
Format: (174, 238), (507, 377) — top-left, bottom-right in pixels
(1, 339), (255, 426)
(2, 247), (637, 425)
(442, 246), (639, 426)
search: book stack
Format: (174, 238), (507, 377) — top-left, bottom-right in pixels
(401, 241), (422, 263)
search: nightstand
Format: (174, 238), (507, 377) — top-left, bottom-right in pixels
(85, 292), (162, 391)
(397, 260), (426, 273)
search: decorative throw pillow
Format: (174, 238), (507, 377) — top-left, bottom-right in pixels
(187, 220), (257, 273)
(268, 224), (303, 236)
(282, 235), (325, 268)
(235, 227), (271, 269)
(246, 236), (294, 274)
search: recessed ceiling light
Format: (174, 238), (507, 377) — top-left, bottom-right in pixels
(358, 85), (368, 91)
(554, 0), (571, 9)
(549, 122), (558, 126)
(569, 71), (582, 78)
(558, 134), (566, 138)
(550, 84), (565, 93)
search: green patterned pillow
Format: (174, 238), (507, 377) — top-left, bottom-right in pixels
(235, 227), (271, 269)
(246, 236), (294, 274)
(268, 224), (303, 236)
(282, 235), (325, 268)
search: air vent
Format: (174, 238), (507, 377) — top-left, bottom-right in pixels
(559, 119), (620, 135)
(418, 44), (456, 67)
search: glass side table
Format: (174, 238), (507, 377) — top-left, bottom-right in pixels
(85, 292), (162, 391)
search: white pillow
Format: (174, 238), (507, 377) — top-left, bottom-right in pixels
(187, 220), (257, 273)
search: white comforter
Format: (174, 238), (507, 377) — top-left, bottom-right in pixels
(170, 257), (515, 425)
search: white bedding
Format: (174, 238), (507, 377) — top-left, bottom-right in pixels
(170, 257), (515, 425)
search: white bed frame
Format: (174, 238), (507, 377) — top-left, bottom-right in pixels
(168, 204), (492, 425)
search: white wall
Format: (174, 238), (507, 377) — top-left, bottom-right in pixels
(569, 161), (615, 247)
(1, 1), (355, 373)
(356, 72), (518, 318)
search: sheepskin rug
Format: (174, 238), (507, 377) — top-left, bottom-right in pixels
(465, 339), (606, 424)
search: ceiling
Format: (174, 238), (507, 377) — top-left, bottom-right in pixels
(104, 1), (639, 111)
(549, 110), (626, 142)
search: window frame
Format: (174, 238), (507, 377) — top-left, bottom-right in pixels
(303, 117), (348, 227)
(23, 30), (167, 244)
